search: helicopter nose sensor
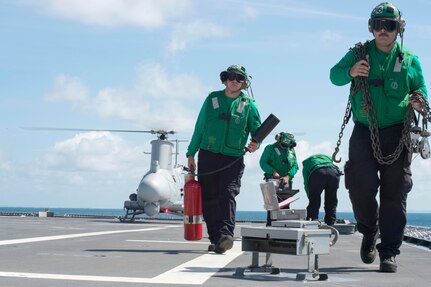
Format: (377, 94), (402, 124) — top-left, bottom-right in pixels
(144, 202), (160, 217)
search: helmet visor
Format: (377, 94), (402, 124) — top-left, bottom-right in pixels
(370, 19), (398, 32)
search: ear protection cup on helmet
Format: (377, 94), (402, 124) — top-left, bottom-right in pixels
(368, 18), (373, 33)
(220, 71), (227, 83)
(242, 78), (250, 89)
(399, 17), (406, 34)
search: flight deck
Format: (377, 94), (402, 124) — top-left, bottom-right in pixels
(0, 215), (430, 287)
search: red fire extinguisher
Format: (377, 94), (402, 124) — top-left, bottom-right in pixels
(184, 173), (202, 241)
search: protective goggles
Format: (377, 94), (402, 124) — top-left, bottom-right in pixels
(220, 71), (246, 83)
(279, 133), (296, 148)
(370, 19), (398, 32)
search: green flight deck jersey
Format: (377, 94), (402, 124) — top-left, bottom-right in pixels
(302, 154), (340, 196)
(259, 143), (298, 180)
(330, 40), (427, 128)
(187, 90), (261, 157)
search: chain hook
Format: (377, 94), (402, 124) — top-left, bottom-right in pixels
(332, 148), (341, 163)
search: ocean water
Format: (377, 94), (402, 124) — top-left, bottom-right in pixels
(1, 207), (430, 228)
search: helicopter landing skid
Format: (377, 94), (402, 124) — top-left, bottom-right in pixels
(118, 208), (145, 223)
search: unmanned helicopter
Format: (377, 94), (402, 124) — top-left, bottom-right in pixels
(23, 127), (188, 221)
(120, 129), (187, 222)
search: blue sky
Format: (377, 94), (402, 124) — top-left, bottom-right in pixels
(1, 0), (430, 212)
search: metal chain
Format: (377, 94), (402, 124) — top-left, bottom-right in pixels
(332, 100), (351, 163)
(410, 91), (431, 123)
(332, 41), (420, 165)
(353, 41), (413, 165)
(331, 43), (363, 163)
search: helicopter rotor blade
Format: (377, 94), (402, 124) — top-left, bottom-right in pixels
(21, 127), (176, 135)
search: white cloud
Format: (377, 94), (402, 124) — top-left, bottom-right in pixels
(320, 30), (343, 44)
(412, 154), (431, 180)
(42, 131), (142, 172)
(24, 0), (193, 28)
(44, 64), (210, 132)
(230, 0), (365, 21)
(44, 74), (89, 104)
(242, 6), (258, 19)
(167, 20), (228, 56)
(409, 156), (431, 211)
(1, 131), (152, 208)
(134, 63), (207, 100)
(0, 150), (12, 171)
(295, 140), (336, 161)
(92, 88), (148, 121)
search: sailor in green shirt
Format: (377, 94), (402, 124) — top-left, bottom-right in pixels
(187, 64), (261, 254)
(302, 154), (341, 226)
(259, 132), (298, 226)
(260, 132), (298, 188)
(330, 2), (428, 273)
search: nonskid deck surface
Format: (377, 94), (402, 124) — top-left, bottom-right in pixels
(0, 216), (430, 287)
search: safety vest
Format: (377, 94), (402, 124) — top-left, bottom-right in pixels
(350, 40), (413, 128)
(200, 91), (253, 156)
(261, 143), (297, 179)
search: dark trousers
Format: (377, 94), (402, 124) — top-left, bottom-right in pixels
(197, 149), (244, 244)
(345, 123), (412, 258)
(306, 167), (340, 225)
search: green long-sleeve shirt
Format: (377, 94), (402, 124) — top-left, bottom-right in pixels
(302, 154), (339, 196)
(187, 90), (261, 157)
(330, 40), (427, 128)
(259, 142), (298, 180)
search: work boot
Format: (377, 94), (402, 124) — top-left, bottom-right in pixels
(360, 231), (379, 264)
(214, 235), (234, 254)
(379, 256), (397, 273)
